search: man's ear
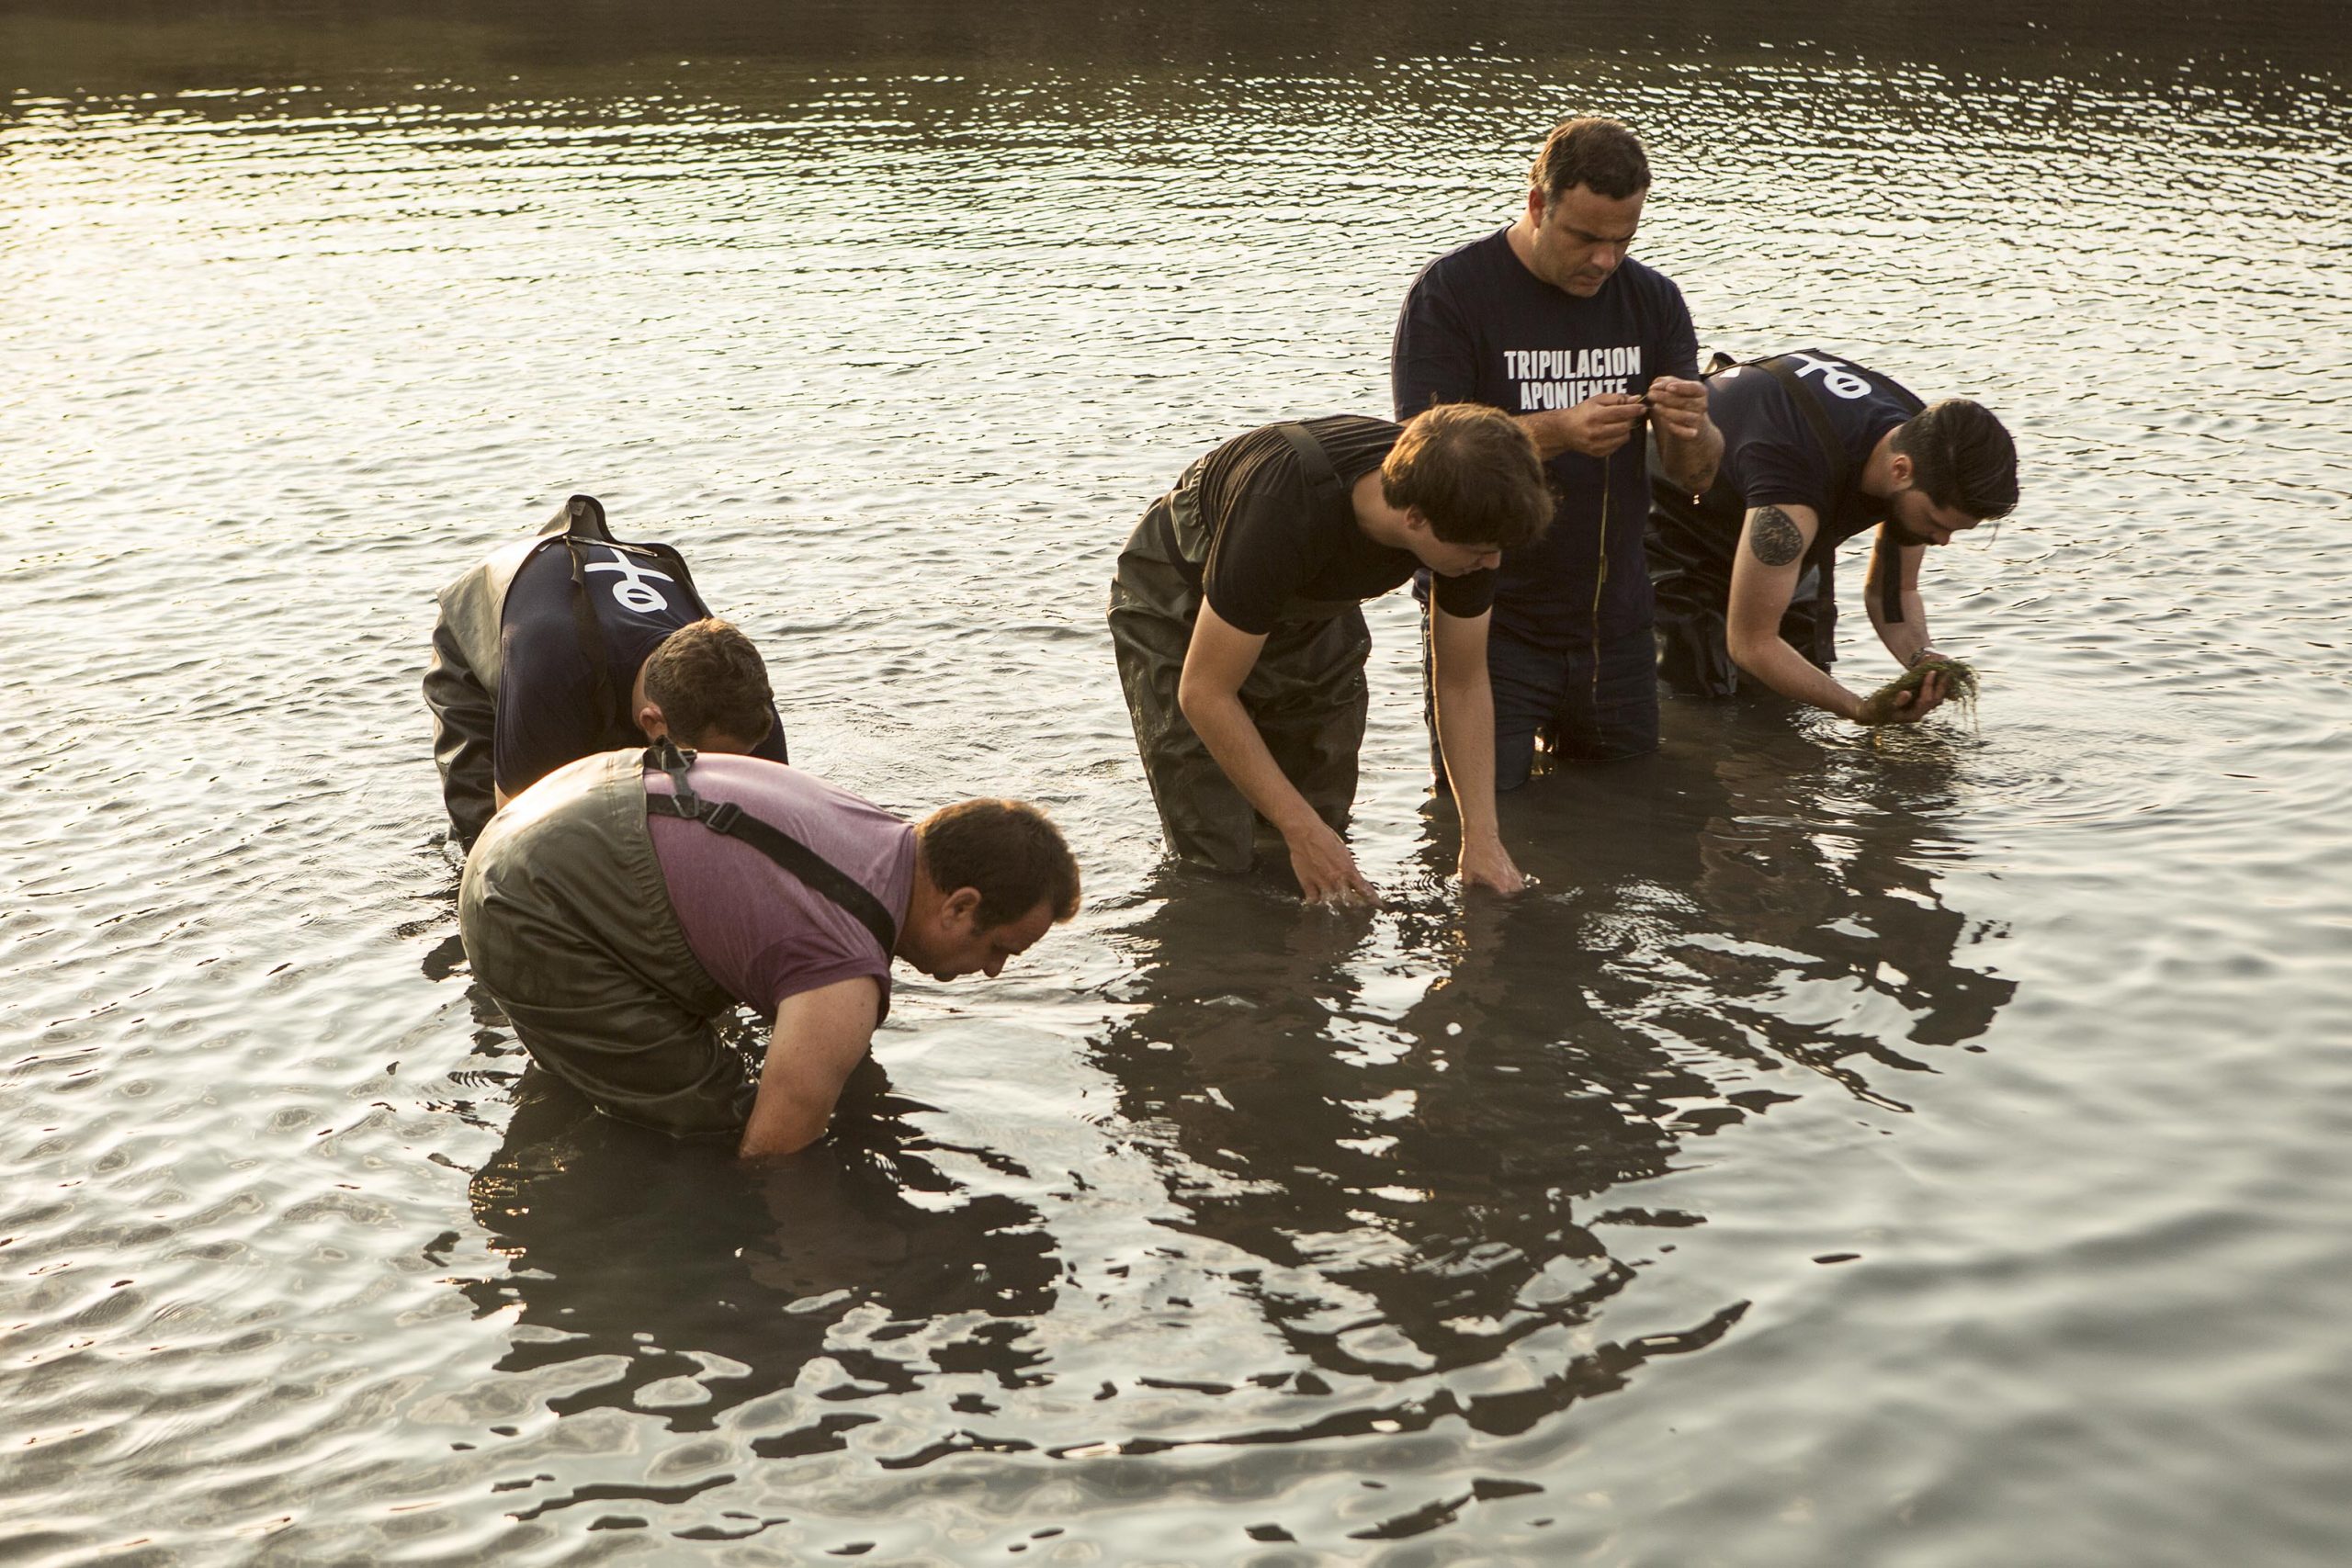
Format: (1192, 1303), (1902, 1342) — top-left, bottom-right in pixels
(637, 702), (669, 739)
(1888, 451), (1913, 490)
(1524, 186), (1546, 227)
(943, 886), (983, 923)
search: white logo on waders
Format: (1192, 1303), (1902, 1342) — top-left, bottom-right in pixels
(1782, 353), (1873, 400)
(585, 548), (675, 615)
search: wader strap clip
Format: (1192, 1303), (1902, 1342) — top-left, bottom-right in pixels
(650, 736), (698, 799)
(640, 739), (899, 957)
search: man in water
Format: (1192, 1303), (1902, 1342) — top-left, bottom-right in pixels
(1392, 115), (1720, 788)
(459, 741), (1080, 1158)
(1645, 350), (2019, 724)
(1108, 402), (1551, 904)
(424, 494), (789, 848)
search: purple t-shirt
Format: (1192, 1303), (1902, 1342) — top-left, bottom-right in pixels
(645, 755), (916, 1023)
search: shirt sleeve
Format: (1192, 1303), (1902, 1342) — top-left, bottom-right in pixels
(1430, 566), (1498, 620)
(1653, 273), (1700, 381)
(1391, 263), (1480, 420)
(752, 942), (891, 1026)
(1726, 415), (1836, 513)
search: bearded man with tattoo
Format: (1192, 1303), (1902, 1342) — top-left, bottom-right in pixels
(1645, 350), (2018, 726)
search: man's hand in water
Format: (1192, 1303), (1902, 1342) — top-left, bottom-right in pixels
(1856, 668), (1951, 726)
(1458, 833), (1527, 896)
(1286, 818), (1376, 907)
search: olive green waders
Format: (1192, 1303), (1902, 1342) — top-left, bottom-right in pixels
(458, 749), (758, 1138)
(1107, 439), (1372, 874)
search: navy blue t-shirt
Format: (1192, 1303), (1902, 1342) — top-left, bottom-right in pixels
(1392, 230), (1698, 648)
(493, 539), (787, 797)
(1707, 351), (1922, 572)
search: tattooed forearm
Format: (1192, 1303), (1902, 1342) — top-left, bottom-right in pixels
(1748, 506), (1804, 567)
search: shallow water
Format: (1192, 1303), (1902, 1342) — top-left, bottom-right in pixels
(5, 3), (2350, 1562)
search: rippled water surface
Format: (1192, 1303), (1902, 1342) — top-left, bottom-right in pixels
(6, 3), (2350, 1562)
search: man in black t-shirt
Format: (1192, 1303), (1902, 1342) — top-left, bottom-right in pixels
(424, 494), (789, 847)
(1646, 350), (2019, 724)
(1393, 116), (1721, 788)
(1107, 405), (1551, 903)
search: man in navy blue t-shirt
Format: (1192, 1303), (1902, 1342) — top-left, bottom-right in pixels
(1646, 350), (2019, 725)
(1393, 116), (1722, 789)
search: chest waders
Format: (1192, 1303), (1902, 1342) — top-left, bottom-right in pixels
(1106, 424), (1374, 874)
(1645, 356), (1920, 698)
(457, 742), (896, 1140)
(423, 494), (718, 848)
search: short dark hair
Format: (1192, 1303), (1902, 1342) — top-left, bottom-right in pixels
(917, 799), (1081, 929)
(640, 618), (774, 748)
(1381, 403), (1553, 549)
(1891, 400), (2019, 521)
(1531, 116), (1651, 204)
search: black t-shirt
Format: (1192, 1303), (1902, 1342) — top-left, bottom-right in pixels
(1707, 351), (1922, 570)
(1186, 415), (1496, 637)
(493, 539), (787, 796)
(1392, 231), (1698, 648)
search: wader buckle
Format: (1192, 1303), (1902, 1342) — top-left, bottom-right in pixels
(700, 800), (741, 833)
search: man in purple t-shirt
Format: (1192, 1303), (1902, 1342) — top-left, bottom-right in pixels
(458, 745), (1081, 1159)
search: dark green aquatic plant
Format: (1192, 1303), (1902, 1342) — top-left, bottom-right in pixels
(1859, 654), (1978, 727)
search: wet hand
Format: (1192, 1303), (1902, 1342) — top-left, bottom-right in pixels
(1856, 669), (1949, 726)
(1286, 821), (1377, 908)
(1457, 836), (1526, 897)
(1562, 393), (1647, 457)
(1643, 376), (1707, 441)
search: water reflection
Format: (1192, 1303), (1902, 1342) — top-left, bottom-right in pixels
(1092, 706), (2012, 1432)
(9, 0), (2347, 91)
(1627, 709), (2018, 1092)
(455, 1056), (1058, 1461)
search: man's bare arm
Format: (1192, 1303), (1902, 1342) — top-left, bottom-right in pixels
(1729, 505), (1949, 725)
(1724, 502), (1872, 719)
(1179, 601), (1374, 904)
(1428, 604), (1523, 895)
(739, 976), (885, 1160)
(1865, 525), (1939, 669)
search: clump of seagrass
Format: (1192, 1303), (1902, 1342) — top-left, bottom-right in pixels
(1860, 654), (1979, 728)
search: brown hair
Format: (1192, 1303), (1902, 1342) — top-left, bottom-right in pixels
(1531, 116), (1651, 203)
(1381, 403), (1553, 549)
(1891, 400), (2019, 520)
(916, 799), (1081, 928)
(640, 618), (774, 749)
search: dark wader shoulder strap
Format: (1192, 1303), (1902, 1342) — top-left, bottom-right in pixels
(1276, 423), (1348, 525)
(564, 536), (620, 728)
(1161, 421), (1351, 582)
(1756, 357), (1907, 626)
(557, 494), (714, 731)
(642, 739), (899, 957)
